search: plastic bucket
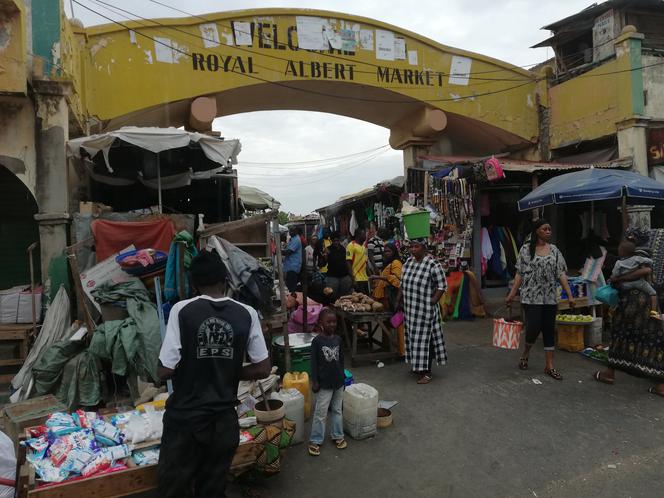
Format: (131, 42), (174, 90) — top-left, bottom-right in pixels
(403, 211), (430, 239)
(273, 333), (315, 375)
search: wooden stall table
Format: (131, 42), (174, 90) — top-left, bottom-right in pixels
(335, 309), (398, 366)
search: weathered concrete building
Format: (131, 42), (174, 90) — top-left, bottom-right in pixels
(1, 0), (664, 290)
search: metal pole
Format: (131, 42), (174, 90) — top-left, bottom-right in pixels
(27, 242), (38, 338)
(621, 195), (628, 232)
(273, 220), (291, 372)
(157, 154), (163, 214)
(154, 277), (173, 394)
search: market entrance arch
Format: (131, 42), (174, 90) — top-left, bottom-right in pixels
(82, 8), (539, 152)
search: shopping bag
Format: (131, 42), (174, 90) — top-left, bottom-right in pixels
(595, 284), (619, 306)
(484, 156), (505, 182)
(492, 307), (523, 349)
(390, 310), (404, 328)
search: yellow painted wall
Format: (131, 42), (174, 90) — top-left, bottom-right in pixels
(549, 56), (633, 149)
(0, 0), (27, 94)
(82, 8), (539, 142)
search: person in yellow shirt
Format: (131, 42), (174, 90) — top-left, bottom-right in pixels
(318, 230), (333, 275)
(346, 229), (368, 294)
(369, 243), (405, 356)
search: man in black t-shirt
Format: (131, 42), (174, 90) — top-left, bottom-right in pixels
(157, 251), (270, 498)
(322, 232), (353, 298)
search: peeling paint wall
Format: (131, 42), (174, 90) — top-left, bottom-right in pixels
(643, 54), (664, 121)
(548, 56), (633, 149)
(0, 1), (27, 94)
(82, 9), (539, 145)
(0, 96), (37, 195)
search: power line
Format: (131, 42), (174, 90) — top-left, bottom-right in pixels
(73, 0), (539, 105)
(238, 145), (391, 168)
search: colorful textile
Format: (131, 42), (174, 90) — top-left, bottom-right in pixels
(91, 219), (175, 262)
(649, 229), (664, 290)
(581, 247), (607, 283)
(246, 420), (295, 475)
(164, 231), (198, 302)
(608, 289), (664, 381)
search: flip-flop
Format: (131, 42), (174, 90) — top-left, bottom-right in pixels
(518, 357), (528, 370)
(544, 368), (563, 381)
(334, 438), (347, 450)
(417, 374), (432, 384)
(593, 371), (615, 385)
(648, 387), (664, 398)
(308, 444), (320, 456)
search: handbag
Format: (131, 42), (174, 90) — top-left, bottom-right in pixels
(492, 306), (523, 350)
(595, 284), (619, 306)
(390, 310), (404, 328)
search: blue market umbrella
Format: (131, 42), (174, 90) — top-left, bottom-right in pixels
(518, 168), (664, 211)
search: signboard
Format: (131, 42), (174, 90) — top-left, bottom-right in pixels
(648, 128), (664, 166)
(592, 9), (616, 62)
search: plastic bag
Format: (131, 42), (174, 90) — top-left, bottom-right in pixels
(92, 419), (122, 446)
(132, 448), (160, 466)
(595, 284), (619, 306)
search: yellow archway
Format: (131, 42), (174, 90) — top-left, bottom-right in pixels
(81, 8), (539, 151)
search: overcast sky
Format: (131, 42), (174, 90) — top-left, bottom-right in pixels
(72, 0), (593, 214)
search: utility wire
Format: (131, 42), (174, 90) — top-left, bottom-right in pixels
(89, 0), (531, 84)
(238, 145), (390, 168)
(73, 0), (538, 105)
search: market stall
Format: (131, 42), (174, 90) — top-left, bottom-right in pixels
(333, 293), (398, 365)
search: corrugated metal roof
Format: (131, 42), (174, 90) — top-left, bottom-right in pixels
(420, 155), (633, 173)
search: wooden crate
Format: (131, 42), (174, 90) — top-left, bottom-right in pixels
(0, 324), (32, 385)
(2, 395), (66, 450)
(556, 323), (586, 352)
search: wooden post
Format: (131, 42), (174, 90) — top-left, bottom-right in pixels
(65, 247), (95, 336)
(26, 242), (38, 338)
(177, 241), (186, 299)
(272, 220), (291, 372)
(621, 195), (628, 232)
(301, 240), (308, 334)
(531, 174), (539, 221)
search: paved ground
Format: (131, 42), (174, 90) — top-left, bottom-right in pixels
(223, 317), (664, 498)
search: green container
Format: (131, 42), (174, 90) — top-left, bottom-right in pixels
(403, 211), (430, 239)
(273, 333), (315, 375)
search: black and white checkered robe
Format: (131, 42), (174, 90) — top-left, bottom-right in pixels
(402, 254), (448, 372)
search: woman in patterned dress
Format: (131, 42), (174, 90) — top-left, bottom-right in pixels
(506, 219), (575, 380)
(398, 238), (447, 384)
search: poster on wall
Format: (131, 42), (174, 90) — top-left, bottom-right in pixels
(296, 16), (329, 50)
(592, 9), (616, 62)
(200, 23), (221, 48)
(359, 29), (374, 50)
(448, 56), (472, 86)
(232, 21), (253, 46)
(376, 29), (395, 61)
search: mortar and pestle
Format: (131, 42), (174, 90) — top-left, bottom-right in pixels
(254, 382), (285, 424)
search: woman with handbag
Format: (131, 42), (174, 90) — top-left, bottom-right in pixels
(506, 219), (575, 380)
(369, 243), (405, 357)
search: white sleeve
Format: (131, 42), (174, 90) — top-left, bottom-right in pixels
(159, 303), (182, 370)
(245, 306), (269, 364)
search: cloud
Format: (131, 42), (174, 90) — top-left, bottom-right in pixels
(72, 0), (592, 212)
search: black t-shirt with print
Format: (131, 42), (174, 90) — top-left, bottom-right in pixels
(310, 335), (345, 389)
(164, 298), (256, 430)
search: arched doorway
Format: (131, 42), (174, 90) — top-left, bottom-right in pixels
(0, 166), (40, 288)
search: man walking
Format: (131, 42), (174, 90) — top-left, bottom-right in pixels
(367, 228), (390, 275)
(283, 226), (303, 292)
(347, 228), (369, 294)
(157, 250), (270, 498)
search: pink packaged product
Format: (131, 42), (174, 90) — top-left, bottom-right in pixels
(81, 454), (112, 478)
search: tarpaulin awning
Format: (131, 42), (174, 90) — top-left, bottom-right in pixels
(238, 186), (281, 210)
(420, 155), (632, 173)
(518, 168), (664, 211)
(317, 175), (404, 213)
(67, 127), (242, 190)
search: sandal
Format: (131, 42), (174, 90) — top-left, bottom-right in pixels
(648, 387), (664, 398)
(544, 368), (563, 381)
(308, 443), (320, 456)
(518, 357), (529, 370)
(417, 374), (432, 384)
(593, 371), (615, 385)
(334, 438), (347, 450)
(650, 311), (662, 320)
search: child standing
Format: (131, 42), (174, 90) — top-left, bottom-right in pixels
(309, 308), (347, 456)
(611, 240), (660, 319)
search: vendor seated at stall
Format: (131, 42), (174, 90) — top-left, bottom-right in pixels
(320, 232), (353, 298)
(157, 250), (271, 498)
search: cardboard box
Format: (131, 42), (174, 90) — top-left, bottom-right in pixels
(79, 201), (113, 216)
